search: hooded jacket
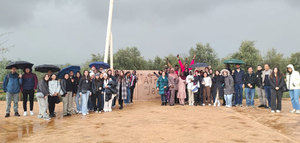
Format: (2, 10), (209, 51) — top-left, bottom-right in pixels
(221, 69), (234, 95)
(21, 71), (38, 91)
(286, 64), (300, 90)
(3, 72), (22, 94)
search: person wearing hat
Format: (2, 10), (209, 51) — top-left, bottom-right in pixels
(3, 67), (23, 117)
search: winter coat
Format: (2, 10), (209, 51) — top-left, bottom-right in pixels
(117, 78), (128, 100)
(269, 74), (286, 93)
(255, 70), (263, 88)
(21, 72), (38, 90)
(221, 69), (234, 95)
(212, 75), (224, 90)
(244, 72), (256, 89)
(3, 72), (22, 94)
(286, 64), (300, 90)
(37, 80), (49, 96)
(194, 75), (203, 87)
(262, 69), (272, 87)
(60, 78), (73, 95)
(92, 78), (104, 94)
(48, 80), (61, 96)
(78, 77), (92, 93)
(156, 76), (168, 95)
(233, 69), (245, 85)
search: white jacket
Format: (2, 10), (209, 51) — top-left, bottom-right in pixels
(202, 77), (212, 87)
(286, 64), (300, 90)
(49, 80), (61, 96)
(186, 75), (194, 90)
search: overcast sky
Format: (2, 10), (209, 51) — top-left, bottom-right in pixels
(0, 0), (299, 65)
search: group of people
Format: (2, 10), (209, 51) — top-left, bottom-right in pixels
(3, 66), (138, 120)
(156, 55), (300, 114)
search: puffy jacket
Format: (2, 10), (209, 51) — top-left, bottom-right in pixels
(221, 69), (234, 95)
(21, 73), (38, 90)
(3, 72), (22, 94)
(286, 64), (300, 90)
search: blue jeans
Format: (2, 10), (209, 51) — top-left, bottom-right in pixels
(264, 86), (272, 107)
(81, 91), (90, 115)
(125, 87), (131, 104)
(225, 94), (233, 107)
(234, 84), (243, 105)
(245, 88), (255, 106)
(75, 92), (81, 112)
(160, 94), (166, 103)
(289, 89), (300, 110)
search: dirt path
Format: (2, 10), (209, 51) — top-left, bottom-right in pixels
(0, 99), (299, 143)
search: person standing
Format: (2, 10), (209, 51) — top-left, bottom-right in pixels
(36, 74), (51, 120)
(193, 70), (203, 106)
(221, 69), (234, 107)
(92, 73), (104, 113)
(186, 70), (194, 106)
(255, 65), (267, 108)
(3, 67), (22, 117)
(286, 64), (300, 114)
(48, 74), (61, 118)
(262, 64), (272, 108)
(129, 70), (138, 103)
(244, 67), (256, 107)
(78, 70), (92, 116)
(269, 67), (285, 113)
(117, 71), (128, 110)
(156, 71), (169, 106)
(233, 64), (245, 107)
(74, 71), (82, 113)
(177, 70), (187, 105)
(21, 67), (38, 116)
(168, 68), (178, 106)
(212, 70), (224, 107)
(60, 74), (73, 117)
(124, 72), (131, 105)
(202, 72), (212, 106)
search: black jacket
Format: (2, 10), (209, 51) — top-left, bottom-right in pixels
(212, 75), (224, 90)
(244, 72), (256, 89)
(255, 70), (263, 88)
(78, 77), (92, 93)
(92, 78), (104, 94)
(269, 75), (285, 91)
(61, 78), (73, 95)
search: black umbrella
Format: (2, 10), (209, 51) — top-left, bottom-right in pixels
(35, 64), (60, 73)
(5, 61), (34, 69)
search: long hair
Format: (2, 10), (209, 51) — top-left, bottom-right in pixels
(270, 67), (282, 79)
(82, 70), (90, 80)
(118, 70), (125, 82)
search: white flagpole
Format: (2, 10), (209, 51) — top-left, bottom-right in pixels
(110, 33), (114, 69)
(104, 0), (114, 63)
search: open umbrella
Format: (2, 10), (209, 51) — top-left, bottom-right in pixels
(35, 64), (60, 73)
(89, 62), (110, 69)
(58, 66), (81, 79)
(189, 63), (209, 68)
(6, 61), (34, 69)
(223, 59), (245, 64)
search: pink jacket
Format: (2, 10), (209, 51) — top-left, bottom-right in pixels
(178, 59), (195, 72)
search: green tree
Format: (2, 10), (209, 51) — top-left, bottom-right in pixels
(263, 48), (288, 73)
(189, 43), (218, 67)
(231, 41), (262, 68)
(113, 47), (147, 70)
(289, 52), (300, 71)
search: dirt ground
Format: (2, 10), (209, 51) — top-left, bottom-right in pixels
(0, 99), (299, 143)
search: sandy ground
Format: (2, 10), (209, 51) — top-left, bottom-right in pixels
(0, 99), (299, 143)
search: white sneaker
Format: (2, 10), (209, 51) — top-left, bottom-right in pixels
(202, 104), (205, 106)
(30, 111), (34, 116)
(271, 110), (275, 113)
(296, 110), (300, 114)
(290, 109), (296, 113)
(23, 112), (27, 116)
(208, 104), (211, 106)
(276, 110), (281, 113)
